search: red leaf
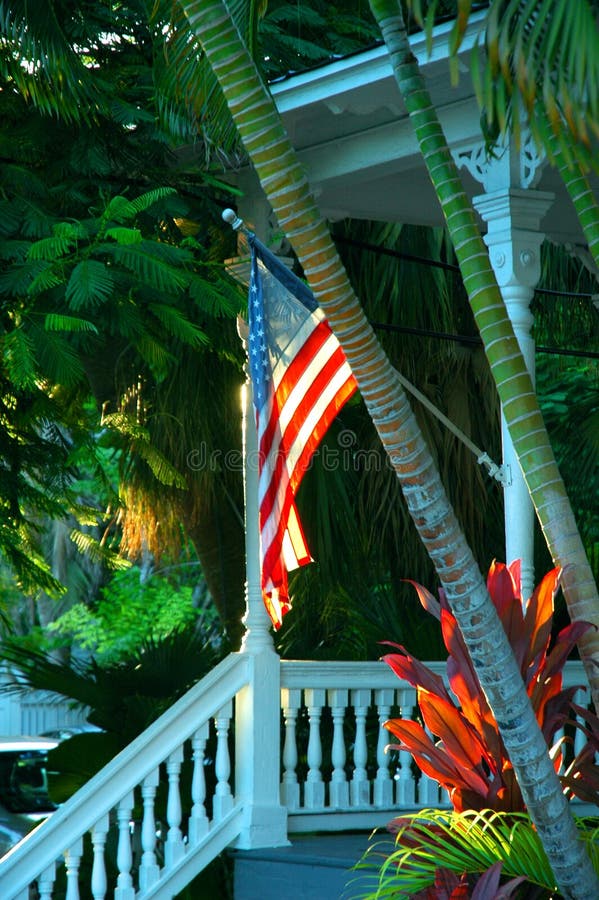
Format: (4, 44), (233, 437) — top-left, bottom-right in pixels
(524, 567), (560, 669)
(384, 717), (490, 798)
(407, 579), (442, 622)
(487, 561), (527, 665)
(487, 560), (519, 617)
(382, 651), (451, 700)
(542, 620), (595, 680)
(470, 861), (502, 899)
(418, 692), (493, 778)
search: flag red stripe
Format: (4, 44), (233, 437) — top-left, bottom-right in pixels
(259, 321), (332, 462)
(259, 348), (353, 525)
(260, 375), (356, 579)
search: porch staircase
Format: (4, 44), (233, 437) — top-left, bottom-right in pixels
(0, 646), (590, 900)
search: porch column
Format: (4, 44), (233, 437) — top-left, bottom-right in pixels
(455, 135), (554, 600)
(232, 315), (288, 850)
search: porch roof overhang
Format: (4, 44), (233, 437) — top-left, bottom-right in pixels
(258, 14), (593, 249)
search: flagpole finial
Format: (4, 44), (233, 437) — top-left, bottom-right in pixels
(222, 208), (244, 231)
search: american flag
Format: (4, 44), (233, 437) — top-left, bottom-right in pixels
(247, 236), (357, 629)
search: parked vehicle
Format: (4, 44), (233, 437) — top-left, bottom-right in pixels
(0, 736), (58, 857)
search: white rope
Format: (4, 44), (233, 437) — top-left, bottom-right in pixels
(395, 371), (506, 482)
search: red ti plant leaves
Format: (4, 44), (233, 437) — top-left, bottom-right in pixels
(384, 562), (598, 813)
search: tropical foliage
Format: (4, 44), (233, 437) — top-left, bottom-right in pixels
(383, 561), (599, 813)
(350, 808), (599, 899)
(44, 563), (212, 664)
(0, 0), (252, 645)
(408, 0), (599, 174)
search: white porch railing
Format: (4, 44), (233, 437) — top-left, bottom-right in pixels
(280, 658), (592, 833)
(0, 654), (591, 900)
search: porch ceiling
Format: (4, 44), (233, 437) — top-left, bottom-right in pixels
(264, 15), (595, 248)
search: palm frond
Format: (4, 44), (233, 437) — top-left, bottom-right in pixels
(349, 808), (596, 898)
(0, 0), (100, 123)
(412, 0), (599, 172)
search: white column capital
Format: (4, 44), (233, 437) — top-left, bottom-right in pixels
(473, 188), (554, 290)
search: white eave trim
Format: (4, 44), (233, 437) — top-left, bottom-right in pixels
(270, 9), (487, 113)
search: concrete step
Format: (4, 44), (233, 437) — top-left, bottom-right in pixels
(231, 832), (393, 900)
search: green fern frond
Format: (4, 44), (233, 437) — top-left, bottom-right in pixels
(104, 195), (131, 224)
(100, 411), (146, 439)
(104, 188), (178, 224)
(133, 440), (187, 489)
(26, 259), (63, 295)
(2, 327), (37, 388)
(0, 163), (48, 200)
(134, 334), (175, 371)
(148, 303), (208, 347)
(0, 259), (49, 296)
(0, 240), (31, 262)
(31, 326), (86, 387)
(188, 273), (243, 317)
(102, 242), (188, 294)
(44, 314), (98, 334)
(0, 198), (30, 238)
(68, 529), (131, 570)
(104, 226), (143, 245)
(66, 260), (114, 310)
(126, 187), (178, 215)
(27, 227), (79, 260)
(101, 411), (186, 488)
(0, 523), (66, 597)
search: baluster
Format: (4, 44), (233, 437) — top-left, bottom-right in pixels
(328, 688), (349, 809)
(280, 688), (301, 810)
(64, 836), (83, 900)
(114, 792), (135, 900)
(38, 862), (57, 900)
(304, 688), (325, 808)
(213, 700), (234, 820)
(139, 768), (160, 890)
(374, 688), (394, 807)
(91, 813), (109, 900)
(350, 689), (371, 807)
(418, 719), (440, 806)
(164, 746), (186, 867)
(189, 723), (210, 844)
(396, 688), (416, 807)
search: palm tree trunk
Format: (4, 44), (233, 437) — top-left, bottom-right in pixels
(180, 2), (599, 896)
(550, 139), (599, 271)
(368, 0), (599, 708)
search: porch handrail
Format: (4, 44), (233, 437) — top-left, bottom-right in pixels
(0, 651), (250, 900)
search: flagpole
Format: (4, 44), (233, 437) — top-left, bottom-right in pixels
(237, 316), (274, 652)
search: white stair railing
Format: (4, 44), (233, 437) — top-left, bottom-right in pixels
(0, 655), (591, 898)
(0, 653), (251, 900)
(280, 659), (593, 832)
